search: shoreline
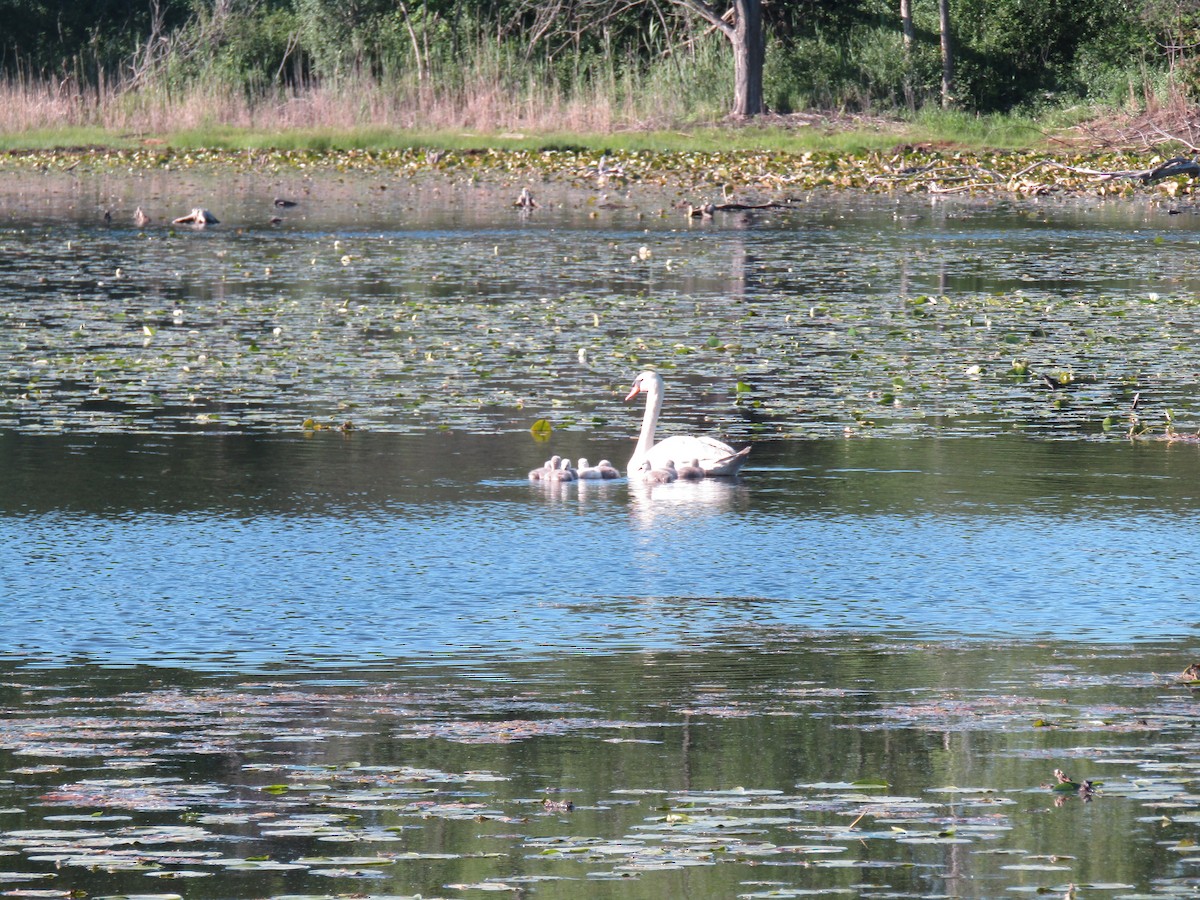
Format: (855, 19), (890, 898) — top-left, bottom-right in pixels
(0, 144), (1189, 200)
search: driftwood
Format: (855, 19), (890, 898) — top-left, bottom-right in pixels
(172, 208), (219, 225)
(1137, 156), (1200, 182)
(1006, 156), (1200, 184)
(867, 155), (1200, 196)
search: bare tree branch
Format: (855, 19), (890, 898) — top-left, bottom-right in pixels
(671, 0), (735, 39)
(274, 30), (302, 84)
(868, 155), (1200, 195)
(398, 2), (426, 82)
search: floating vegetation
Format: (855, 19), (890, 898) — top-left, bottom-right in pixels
(2, 173), (1200, 438)
(0, 146), (1193, 199)
(0, 641), (1198, 897)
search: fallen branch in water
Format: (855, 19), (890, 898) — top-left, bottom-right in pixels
(1009, 156), (1200, 183)
(867, 155), (1200, 195)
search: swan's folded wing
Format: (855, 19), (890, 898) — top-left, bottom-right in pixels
(702, 445), (751, 476)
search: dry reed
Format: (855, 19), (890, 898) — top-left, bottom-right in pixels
(0, 66), (691, 136)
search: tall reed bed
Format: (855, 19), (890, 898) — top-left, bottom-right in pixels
(0, 26), (732, 138)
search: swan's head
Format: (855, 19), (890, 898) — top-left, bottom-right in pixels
(624, 370), (664, 402)
(578, 458), (590, 469)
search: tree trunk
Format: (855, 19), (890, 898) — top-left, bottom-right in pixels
(671, 0), (764, 117)
(899, 0), (915, 109)
(730, 0), (764, 117)
(939, 0), (954, 107)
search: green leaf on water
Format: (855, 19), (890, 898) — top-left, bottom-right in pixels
(530, 419), (552, 441)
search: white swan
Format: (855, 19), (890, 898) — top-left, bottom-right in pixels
(624, 371), (750, 477)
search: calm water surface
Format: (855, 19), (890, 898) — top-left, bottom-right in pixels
(2, 432), (1198, 667)
(1, 173), (1200, 899)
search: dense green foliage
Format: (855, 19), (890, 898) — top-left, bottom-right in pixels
(0, 0), (1178, 117)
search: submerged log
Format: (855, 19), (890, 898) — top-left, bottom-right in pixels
(1140, 156), (1200, 183)
(686, 200), (793, 218)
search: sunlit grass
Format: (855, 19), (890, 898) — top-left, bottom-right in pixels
(0, 117), (1072, 156)
(166, 124), (917, 154)
(901, 108), (1051, 149)
(0, 127), (145, 152)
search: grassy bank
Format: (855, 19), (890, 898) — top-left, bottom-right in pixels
(0, 110), (1078, 157)
(0, 48), (1124, 159)
(0, 74), (1184, 197)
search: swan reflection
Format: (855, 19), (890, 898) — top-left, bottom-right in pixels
(526, 458), (622, 509)
(627, 474), (749, 531)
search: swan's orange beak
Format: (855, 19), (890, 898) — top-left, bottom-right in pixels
(624, 383), (642, 402)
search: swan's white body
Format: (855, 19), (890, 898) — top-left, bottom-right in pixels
(624, 371), (750, 477)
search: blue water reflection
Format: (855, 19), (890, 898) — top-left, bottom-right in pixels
(3, 433), (1197, 671)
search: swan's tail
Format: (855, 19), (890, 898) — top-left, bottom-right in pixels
(705, 445), (751, 476)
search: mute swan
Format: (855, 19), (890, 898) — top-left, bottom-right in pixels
(595, 459), (620, 479)
(636, 459), (677, 484)
(549, 457), (577, 481)
(577, 458), (606, 479)
(624, 371), (750, 476)
(676, 458), (705, 480)
(528, 455), (561, 481)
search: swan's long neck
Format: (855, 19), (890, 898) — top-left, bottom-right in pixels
(631, 382), (663, 468)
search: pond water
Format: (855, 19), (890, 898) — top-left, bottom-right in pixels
(2, 170), (1200, 899)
